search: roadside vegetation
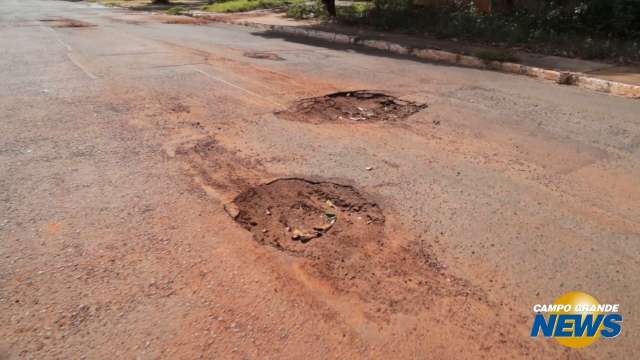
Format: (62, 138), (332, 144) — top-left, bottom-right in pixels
(166, 5), (189, 14)
(201, 0), (303, 13)
(288, 1), (373, 21)
(90, 0), (640, 62)
(290, 0), (640, 62)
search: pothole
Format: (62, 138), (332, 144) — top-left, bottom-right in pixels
(243, 51), (284, 61)
(276, 90), (427, 124)
(39, 18), (95, 28)
(227, 178), (384, 256)
(226, 178), (481, 319)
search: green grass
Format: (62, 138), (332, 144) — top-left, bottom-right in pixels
(166, 6), (188, 15)
(202, 0), (301, 13)
(347, 2), (373, 16)
(287, 1), (324, 19)
(288, 1), (372, 20)
(337, 2), (373, 24)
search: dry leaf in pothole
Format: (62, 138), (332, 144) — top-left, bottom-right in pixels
(291, 229), (319, 242)
(224, 203), (240, 219)
(313, 217), (336, 232)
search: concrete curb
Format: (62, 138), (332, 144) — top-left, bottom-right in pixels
(194, 14), (640, 99)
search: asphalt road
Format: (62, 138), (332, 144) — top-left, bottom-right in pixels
(1, 0), (639, 359)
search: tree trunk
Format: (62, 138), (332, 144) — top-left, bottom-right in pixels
(322, 0), (336, 17)
(503, 0), (515, 14)
(475, 0), (492, 13)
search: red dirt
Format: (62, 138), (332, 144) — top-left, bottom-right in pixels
(0, 17), (585, 357)
(160, 16), (212, 25)
(228, 178), (466, 317)
(231, 178), (384, 255)
(220, 178), (559, 360)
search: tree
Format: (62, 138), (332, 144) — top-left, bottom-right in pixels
(322, 0), (337, 16)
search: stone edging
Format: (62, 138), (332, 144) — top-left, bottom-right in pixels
(194, 15), (640, 99)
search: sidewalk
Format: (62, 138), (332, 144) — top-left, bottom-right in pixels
(192, 10), (640, 99)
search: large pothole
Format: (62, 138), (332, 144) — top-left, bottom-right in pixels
(227, 178), (481, 319)
(276, 90), (427, 124)
(228, 178), (384, 256)
(40, 18), (95, 28)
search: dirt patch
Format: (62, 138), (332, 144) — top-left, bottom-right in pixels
(228, 178), (482, 319)
(243, 51), (285, 61)
(231, 178), (384, 255)
(40, 18), (95, 28)
(109, 14), (212, 25)
(162, 18), (210, 25)
(276, 90), (427, 124)
(158, 15), (211, 25)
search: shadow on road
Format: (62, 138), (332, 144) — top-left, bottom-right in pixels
(252, 29), (470, 70)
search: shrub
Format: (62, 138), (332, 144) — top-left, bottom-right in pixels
(284, 0), (640, 61)
(337, 2), (374, 23)
(357, 0), (640, 61)
(287, 1), (327, 19)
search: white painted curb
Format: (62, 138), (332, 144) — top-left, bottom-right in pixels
(193, 14), (640, 99)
